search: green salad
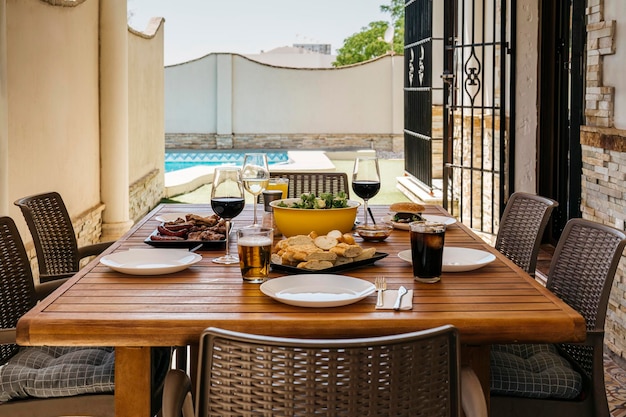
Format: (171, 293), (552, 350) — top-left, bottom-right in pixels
(277, 192), (349, 209)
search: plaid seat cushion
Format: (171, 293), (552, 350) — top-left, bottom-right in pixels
(490, 343), (582, 399)
(0, 346), (114, 402)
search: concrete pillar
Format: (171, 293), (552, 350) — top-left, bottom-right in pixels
(99, 0), (133, 240)
(0, 0), (8, 215)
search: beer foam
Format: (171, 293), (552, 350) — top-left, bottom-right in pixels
(238, 236), (272, 247)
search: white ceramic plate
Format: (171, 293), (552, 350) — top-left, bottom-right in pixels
(382, 214), (457, 230)
(260, 274), (376, 308)
(397, 247), (496, 272)
(155, 212), (213, 223)
(100, 249), (202, 275)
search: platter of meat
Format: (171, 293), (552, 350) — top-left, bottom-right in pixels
(145, 213), (228, 249)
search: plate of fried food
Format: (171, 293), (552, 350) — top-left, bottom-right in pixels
(270, 229), (388, 274)
(145, 213), (229, 249)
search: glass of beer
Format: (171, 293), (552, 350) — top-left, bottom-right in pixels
(410, 221), (446, 283)
(237, 227), (273, 283)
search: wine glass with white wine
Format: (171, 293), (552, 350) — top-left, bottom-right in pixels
(242, 153), (270, 226)
(210, 167), (245, 264)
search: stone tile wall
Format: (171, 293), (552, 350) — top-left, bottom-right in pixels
(580, 127), (626, 361)
(129, 169), (163, 223)
(581, 0), (626, 363)
(585, 0), (616, 127)
(165, 133), (403, 153)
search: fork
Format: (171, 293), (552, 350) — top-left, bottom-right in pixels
(375, 276), (386, 307)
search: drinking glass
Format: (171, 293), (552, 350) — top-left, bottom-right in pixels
(352, 156), (381, 226)
(237, 227), (273, 283)
(210, 167), (245, 264)
(410, 221), (446, 283)
(242, 153), (270, 225)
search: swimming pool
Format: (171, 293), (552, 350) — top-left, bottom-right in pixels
(165, 151), (289, 173)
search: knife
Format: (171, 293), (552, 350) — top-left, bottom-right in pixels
(393, 286), (408, 311)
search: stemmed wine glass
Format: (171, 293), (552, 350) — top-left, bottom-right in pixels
(242, 153), (270, 226)
(352, 155), (381, 226)
(211, 167), (245, 264)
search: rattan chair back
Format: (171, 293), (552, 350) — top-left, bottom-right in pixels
(270, 171), (350, 198)
(14, 191), (112, 283)
(0, 216), (38, 364)
(495, 192), (558, 275)
(191, 325), (461, 417)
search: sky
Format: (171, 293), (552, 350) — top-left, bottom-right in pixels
(127, 0), (391, 66)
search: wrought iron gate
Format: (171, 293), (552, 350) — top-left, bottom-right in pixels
(404, 0), (435, 193)
(404, 0), (514, 235)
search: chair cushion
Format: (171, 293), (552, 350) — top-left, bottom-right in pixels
(490, 343), (582, 399)
(0, 346), (114, 402)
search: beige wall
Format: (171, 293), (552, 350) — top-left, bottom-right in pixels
(128, 19), (165, 187)
(2, 0), (165, 243)
(128, 18), (166, 221)
(165, 53), (404, 138)
(5, 0), (101, 237)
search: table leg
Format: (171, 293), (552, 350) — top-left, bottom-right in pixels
(461, 344), (491, 415)
(115, 346), (152, 417)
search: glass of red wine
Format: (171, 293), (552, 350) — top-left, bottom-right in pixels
(352, 155), (381, 226)
(211, 167), (245, 264)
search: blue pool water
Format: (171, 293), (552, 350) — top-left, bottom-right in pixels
(165, 151), (289, 173)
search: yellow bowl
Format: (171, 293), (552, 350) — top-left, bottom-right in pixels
(269, 198), (360, 237)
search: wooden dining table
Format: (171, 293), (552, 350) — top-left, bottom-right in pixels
(16, 203), (586, 417)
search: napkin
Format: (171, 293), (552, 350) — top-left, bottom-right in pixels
(375, 289), (413, 310)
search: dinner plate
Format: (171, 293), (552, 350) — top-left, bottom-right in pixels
(271, 252), (388, 274)
(260, 274), (376, 307)
(155, 212), (214, 223)
(100, 249), (202, 275)
(382, 214), (456, 230)
(397, 247), (496, 272)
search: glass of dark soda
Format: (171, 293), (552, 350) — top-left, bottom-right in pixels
(409, 221), (446, 283)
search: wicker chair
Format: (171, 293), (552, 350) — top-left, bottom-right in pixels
(269, 171), (350, 198)
(14, 191), (114, 284)
(490, 218), (626, 417)
(0, 216), (115, 416)
(0, 216), (170, 416)
(162, 325), (487, 417)
(495, 192), (558, 276)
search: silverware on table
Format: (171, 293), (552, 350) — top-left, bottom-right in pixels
(375, 276), (386, 307)
(393, 286), (408, 310)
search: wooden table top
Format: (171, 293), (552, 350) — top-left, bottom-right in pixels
(17, 203), (586, 347)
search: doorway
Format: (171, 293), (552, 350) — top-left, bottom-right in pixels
(537, 0), (585, 243)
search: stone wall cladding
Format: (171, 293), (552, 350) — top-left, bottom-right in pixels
(580, 0), (626, 362)
(165, 133), (402, 153)
(580, 127), (626, 361)
(129, 169), (163, 222)
(585, 0), (616, 127)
